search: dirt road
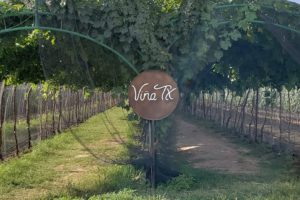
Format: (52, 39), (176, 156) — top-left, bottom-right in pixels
(175, 116), (258, 174)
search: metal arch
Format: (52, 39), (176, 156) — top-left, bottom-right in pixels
(0, 11), (54, 20)
(217, 20), (300, 35)
(1, 3), (300, 64)
(162, 2), (300, 35)
(167, 19), (300, 50)
(213, 3), (300, 35)
(214, 3), (300, 17)
(165, 3), (300, 50)
(0, 15), (139, 75)
(213, 2), (300, 33)
(2, 3), (299, 20)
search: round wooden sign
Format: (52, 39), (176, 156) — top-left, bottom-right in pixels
(128, 70), (179, 120)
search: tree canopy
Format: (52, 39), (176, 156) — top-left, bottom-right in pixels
(0, 0), (299, 92)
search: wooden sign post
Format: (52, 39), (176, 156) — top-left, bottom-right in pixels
(128, 70), (179, 188)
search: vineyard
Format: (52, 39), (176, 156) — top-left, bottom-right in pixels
(0, 0), (300, 199)
(0, 83), (117, 159)
(187, 88), (300, 153)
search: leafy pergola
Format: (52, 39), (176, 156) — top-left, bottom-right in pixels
(0, 0), (300, 185)
(0, 0), (299, 91)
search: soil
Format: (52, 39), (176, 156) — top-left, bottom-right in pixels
(175, 116), (258, 174)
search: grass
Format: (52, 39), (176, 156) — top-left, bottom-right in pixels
(0, 107), (146, 200)
(153, 114), (300, 200)
(0, 109), (300, 200)
(2, 106), (92, 154)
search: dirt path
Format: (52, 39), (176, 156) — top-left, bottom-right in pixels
(175, 116), (258, 174)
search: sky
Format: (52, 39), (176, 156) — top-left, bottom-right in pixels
(288, 0), (300, 4)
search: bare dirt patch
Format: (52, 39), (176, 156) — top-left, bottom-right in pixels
(175, 116), (258, 174)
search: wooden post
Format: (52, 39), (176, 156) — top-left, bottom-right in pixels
(26, 86), (32, 149)
(222, 90), (229, 127)
(38, 85), (43, 141)
(271, 99), (274, 138)
(52, 88), (56, 134)
(90, 94), (93, 117)
(45, 88), (49, 138)
(254, 88), (259, 143)
(97, 93), (100, 113)
(109, 91), (112, 108)
(240, 90), (250, 135)
(287, 90), (291, 143)
(71, 91), (75, 125)
(88, 95), (90, 118)
(66, 89), (73, 127)
(202, 92), (206, 119)
(248, 92), (255, 138)
(209, 94), (214, 120)
(104, 93), (107, 110)
(261, 98), (268, 143)
(101, 93), (105, 111)
(0, 82), (5, 160)
(226, 91), (234, 129)
(58, 86), (62, 133)
(215, 92), (220, 122)
(13, 86), (19, 156)
(279, 90), (283, 147)
(149, 120), (156, 188)
(76, 91), (79, 125)
(233, 96), (242, 129)
(84, 97), (87, 121)
(95, 92), (98, 113)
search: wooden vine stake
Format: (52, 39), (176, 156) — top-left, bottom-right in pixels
(0, 82), (5, 160)
(26, 86), (32, 149)
(13, 86), (19, 156)
(45, 87), (49, 138)
(58, 86), (62, 133)
(52, 88), (56, 134)
(128, 70), (179, 188)
(38, 85), (43, 141)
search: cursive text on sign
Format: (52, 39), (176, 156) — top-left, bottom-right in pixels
(131, 83), (177, 102)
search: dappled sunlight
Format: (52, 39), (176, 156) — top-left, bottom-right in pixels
(177, 145), (202, 152)
(1, 0), (300, 199)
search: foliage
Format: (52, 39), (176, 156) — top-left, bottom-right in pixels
(0, 28), (57, 84)
(162, 174), (196, 191)
(0, 108), (143, 199)
(0, 0), (300, 94)
(1, 0), (300, 157)
(1, 107), (300, 199)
